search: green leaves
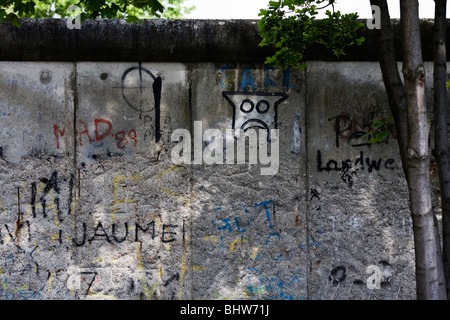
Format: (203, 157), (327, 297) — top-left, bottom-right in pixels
(134, 0), (164, 14)
(6, 12), (19, 26)
(0, 0), (193, 26)
(258, 0), (365, 70)
(0, 0), (36, 27)
(126, 14), (141, 23)
(361, 116), (394, 144)
(366, 130), (389, 144)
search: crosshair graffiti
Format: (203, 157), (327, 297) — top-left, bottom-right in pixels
(222, 91), (288, 141)
(119, 63), (162, 142)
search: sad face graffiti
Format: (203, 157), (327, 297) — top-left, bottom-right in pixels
(222, 91), (288, 141)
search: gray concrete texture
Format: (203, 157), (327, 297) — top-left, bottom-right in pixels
(0, 19), (442, 300)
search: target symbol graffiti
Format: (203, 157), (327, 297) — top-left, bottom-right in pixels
(119, 63), (162, 142)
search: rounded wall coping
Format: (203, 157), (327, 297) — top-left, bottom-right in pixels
(0, 18), (443, 62)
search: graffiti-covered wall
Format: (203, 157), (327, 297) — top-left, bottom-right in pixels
(0, 19), (439, 300)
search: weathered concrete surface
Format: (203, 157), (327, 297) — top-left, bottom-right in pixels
(0, 19), (444, 300)
(0, 60), (422, 300)
(187, 63), (306, 299)
(305, 62), (416, 299)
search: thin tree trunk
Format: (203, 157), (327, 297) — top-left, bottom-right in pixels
(433, 0), (450, 298)
(401, 0), (446, 300)
(369, 0), (409, 180)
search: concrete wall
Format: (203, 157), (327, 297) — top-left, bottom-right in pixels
(0, 19), (442, 300)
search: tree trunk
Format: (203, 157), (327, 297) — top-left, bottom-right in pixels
(400, 0), (446, 300)
(370, 0), (447, 299)
(369, 0), (409, 180)
(433, 0), (450, 298)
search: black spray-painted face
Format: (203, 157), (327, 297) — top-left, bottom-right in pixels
(222, 91), (288, 141)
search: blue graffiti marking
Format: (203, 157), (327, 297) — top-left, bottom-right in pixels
(264, 65), (277, 88)
(298, 237), (322, 249)
(219, 65), (235, 90)
(220, 236), (225, 250)
(240, 67), (258, 91)
(266, 232), (281, 244)
(218, 219), (232, 233)
(283, 68), (298, 90)
(273, 252), (284, 261)
(235, 217), (248, 233)
(212, 218), (233, 233)
(255, 200), (274, 229)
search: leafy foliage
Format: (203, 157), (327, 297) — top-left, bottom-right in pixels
(258, 0), (365, 70)
(361, 116), (394, 144)
(0, 0), (194, 26)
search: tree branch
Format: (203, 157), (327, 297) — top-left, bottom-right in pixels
(369, 0), (409, 180)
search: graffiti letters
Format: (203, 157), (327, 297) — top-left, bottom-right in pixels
(54, 118), (137, 151)
(328, 113), (395, 148)
(71, 221), (181, 247)
(317, 150), (395, 174)
(319, 113), (398, 187)
(218, 65), (298, 91)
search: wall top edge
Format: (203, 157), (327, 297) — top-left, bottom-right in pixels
(0, 18), (442, 63)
